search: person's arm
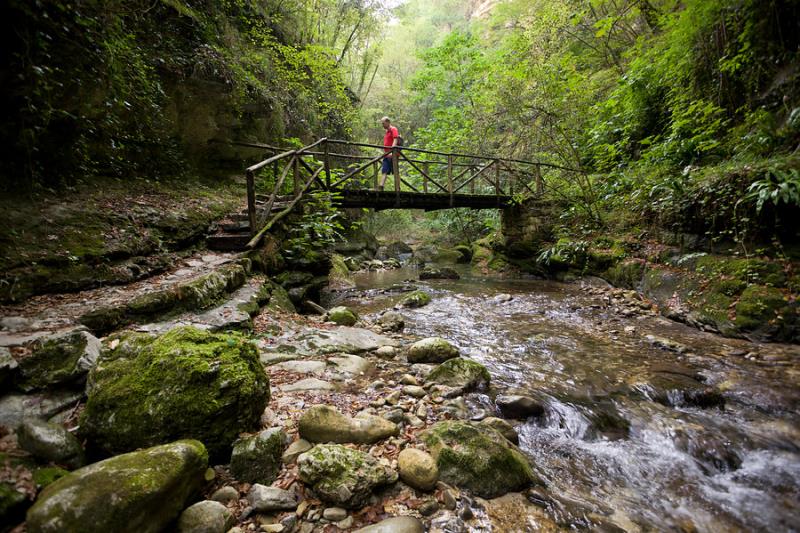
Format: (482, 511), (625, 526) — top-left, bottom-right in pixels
(388, 128), (399, 156)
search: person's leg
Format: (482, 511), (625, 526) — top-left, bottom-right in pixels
(378, 156), (392, 190)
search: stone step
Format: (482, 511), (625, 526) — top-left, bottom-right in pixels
(207, 233), (252, 251)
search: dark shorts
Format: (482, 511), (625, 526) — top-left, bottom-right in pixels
(382, 156), (393, 174)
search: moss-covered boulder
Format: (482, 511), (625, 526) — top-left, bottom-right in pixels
(26, 440), (208, 533)
(297, 444), (398, 508)
(17, 329), (101, 391)
(298, 405), (398, 444)
(327, 306), (359, 327)
(230, 428), (288, 485)
(266, 282), (296, 313)
(421, 421), (535, 498)
(17, 418), (85, 470)
(427, 358), (490, 391)
(79, 327), (269, 458)
(399, 290), (432, 308)
(407, 337), (459, 364)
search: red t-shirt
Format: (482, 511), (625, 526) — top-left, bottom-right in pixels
(384, 126), (398, 153)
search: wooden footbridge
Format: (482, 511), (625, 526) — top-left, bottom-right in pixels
(209, 138), (559, 250)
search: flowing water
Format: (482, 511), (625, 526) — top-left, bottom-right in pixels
(332, 264), (800, 532)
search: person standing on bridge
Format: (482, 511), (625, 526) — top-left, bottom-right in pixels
(378, 116), (400, 191)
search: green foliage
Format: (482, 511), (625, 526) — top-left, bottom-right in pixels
(745, 167), (800, 213)
(283, 191), (345, 261)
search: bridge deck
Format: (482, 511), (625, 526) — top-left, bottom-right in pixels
(334, 189), (512, 211)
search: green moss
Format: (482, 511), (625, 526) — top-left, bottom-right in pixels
(265, 282), (296, 313)
(433, 248), (463, 264)
(734, 285), (788, 331)
(695, 256), (786, 287)
(0, 481), (28, 528)
(327, 306), (358, 326)
(32, 467), (70, 489)
(400, 290), (432, 308)
(603, 259), (646, 289)
(80, 327), (269, 458)
(26, 440), (208, 533)
(427, 358), (490, 390)
(422, 421), (535, 498)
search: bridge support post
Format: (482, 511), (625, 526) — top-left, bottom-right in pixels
(373, 162), (379, 190)
(447, 155), (453, 207)
(323, 141), (331, 189)
(393, 147), (400, 205)
(246, 169), (256, 236)
(293, 156), (300, 195)
(423, 162), (429, 193)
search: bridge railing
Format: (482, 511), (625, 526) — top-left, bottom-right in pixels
(240, 138), (553, 247)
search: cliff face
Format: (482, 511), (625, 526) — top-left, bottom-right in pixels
(0, 0), (355, 190)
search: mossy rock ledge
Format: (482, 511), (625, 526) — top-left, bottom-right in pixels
(399, 290), (431, 308)
(26, 440), (208, 533)
(422, 421), (536, 498)
(79, 326), (269, 458)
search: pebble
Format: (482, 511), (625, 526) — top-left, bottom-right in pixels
(248, 484), (298, 512)
(416, 404), (428, 419)
(282, 439), (313, 464)
(370, 398), (386, 407)
(260, 525), (284, 532)
(442, 489), (458, 510)
(375, 346), (397, 358)
(419, 499), (439, 516)
(405, 414), (425, 428)
(400, 374), (419, 385)
(336, 516), (354, 529)
(402, 385), (427, 398)
(385, 390), (401, 405)
(323, 507), (348, 521)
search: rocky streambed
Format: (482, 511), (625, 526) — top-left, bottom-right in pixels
(1, 253), (799, 533)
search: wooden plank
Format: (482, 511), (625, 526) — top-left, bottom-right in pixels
(447, 155), (453, 207)
(258, 155), (294, 228)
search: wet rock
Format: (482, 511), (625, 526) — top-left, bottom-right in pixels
(210, 486), (239, 505)
(17, 328), (101, 391)
(327, 307), (359, 327)
(377, 312), (405, 332)
(479, 417), (519, 444)
(26, 440), (208, 533)
(398, 290), (432, 309)
(385, 241), (413, 258)
(230, 428), (287, 484)
(422, 421), (535, 498)
(645, 334), (689, 354)
(17, 418), (85, 469)
(493, 294), (513, 303)
(278, 378), (334, 392)
(407, 337), (459, 364)
(495, 395), (545, 419)
(297, 444), (398, 508)
(282, 438), (313, 464)
(398, 448), (438, 491)
(635, 364), (724, 409)
(354, 516), (425, 533)
(0, 389), (83, 428)
(673, 425), (742, 473)
(79, 327), (269, 458)
(178, 500), (233, 533)
(427, 358), (490, 391)
(298, 405), (399, 444)
(247, 484), (298, 511)
(419, 267), (460, 280)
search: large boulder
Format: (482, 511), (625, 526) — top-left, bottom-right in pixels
(406, 337), (459, 364)
(422, 422), (535, 498)
(26, 440), (208, 533)
(79, 327), (269, 458)
(398, 291), (431, 309)
(17, 418), (85, 469)
(632, 363), (723, 409)
(427, 358), (490, 391)
(230, 428), (288, 484)
(297, 444), (397, 508)
(17, 329), (101, 391)
(298, 405), (398, 444)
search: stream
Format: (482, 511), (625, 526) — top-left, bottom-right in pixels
(331, 264), (800, 532)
